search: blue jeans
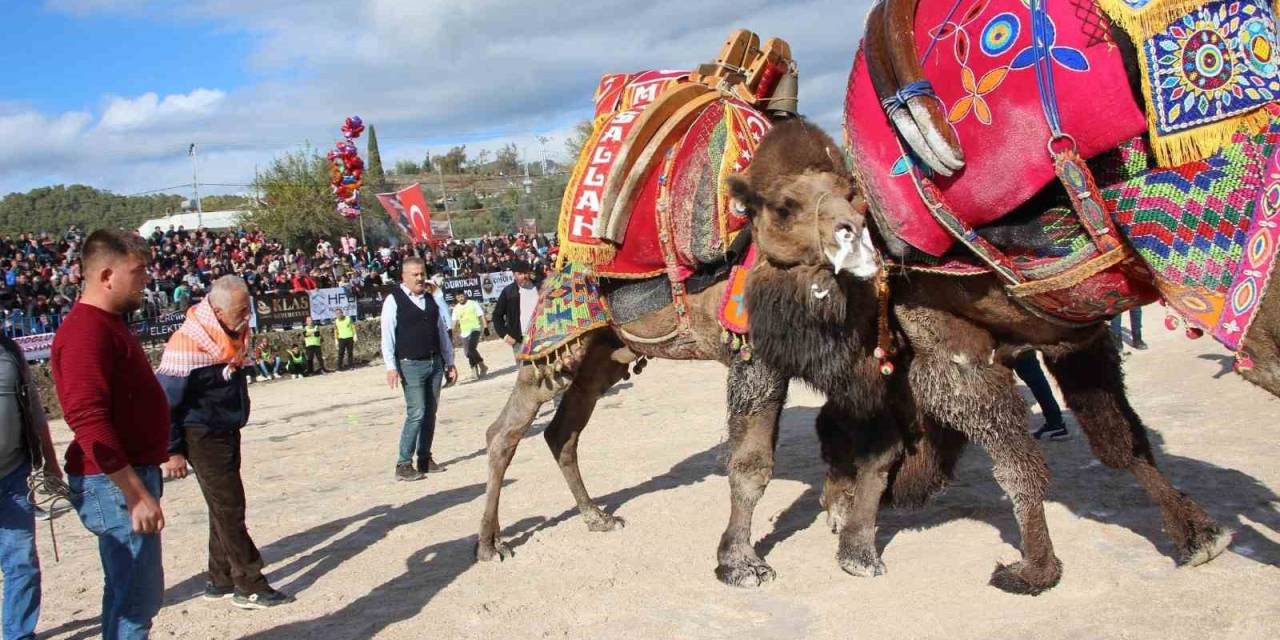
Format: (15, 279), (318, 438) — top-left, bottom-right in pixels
(1013, 351), (1064, 428)
(1110, 307), (1144, 343)
(398, 356), (445, 466)
(69, 467), (165, 640)
(0, 463), (40, 640)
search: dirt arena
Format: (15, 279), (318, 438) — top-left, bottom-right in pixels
(34, 326), (1280, 639)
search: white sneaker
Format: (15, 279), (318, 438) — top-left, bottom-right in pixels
(248, 378), (256, 384)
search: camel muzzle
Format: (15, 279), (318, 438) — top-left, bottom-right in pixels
(825, 226), (880, 279)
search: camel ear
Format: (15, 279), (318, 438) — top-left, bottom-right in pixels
(726, 175), (760, 218)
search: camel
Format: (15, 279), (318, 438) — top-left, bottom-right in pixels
(727, 117), (1237, 594)
(475, 276), (800, 588)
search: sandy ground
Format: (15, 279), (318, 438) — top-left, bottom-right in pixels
(30, 325), (1280, 640)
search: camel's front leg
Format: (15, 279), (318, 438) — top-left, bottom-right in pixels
(715, 358), (788, 587)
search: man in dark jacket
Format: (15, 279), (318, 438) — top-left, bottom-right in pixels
(157, 276), (294, 610)
(491, 262), (538, 359)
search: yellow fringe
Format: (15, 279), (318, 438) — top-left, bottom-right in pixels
(1094, 0), (1278, 166)
(555, 112), (613, 270)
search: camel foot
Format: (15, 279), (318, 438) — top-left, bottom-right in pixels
(988, 558), (1062, 595)
(1179, 526), (1232, 567)
(476, 537), (513, 562)
(715, 557), (777, 588)
(583, 510), (626, 533)
(837, 544), (886, 578)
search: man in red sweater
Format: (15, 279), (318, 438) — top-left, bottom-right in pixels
(52, 229), (169, 640)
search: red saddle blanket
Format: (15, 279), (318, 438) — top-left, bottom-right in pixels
(558, 71), (765, 279)
(846, 0), (1146, 256)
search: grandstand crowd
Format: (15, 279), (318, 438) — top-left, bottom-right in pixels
(0, 223), (557, 337)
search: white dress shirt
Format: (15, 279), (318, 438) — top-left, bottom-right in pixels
(380, 284), (456, 371)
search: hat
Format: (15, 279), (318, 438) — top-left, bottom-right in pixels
(510, 260), (532, 274)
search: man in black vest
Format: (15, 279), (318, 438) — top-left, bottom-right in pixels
(380, 257), (457, 481)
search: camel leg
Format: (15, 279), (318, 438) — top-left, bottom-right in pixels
(1044, 334), (1229, 565)
(715, 358), (788, 587)
(542, 343), (632, 532)
(816, 401), (901, 578)
(900, 309), (1061, 594)
(476, 342), (579, 562)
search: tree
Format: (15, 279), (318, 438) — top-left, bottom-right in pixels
(249, 148), (356, 249)
(564, 119), (595, 164)
(495, 143), (521, 176)
(421, 152), (433, 174)
(438, 145), (467, 174)
(365, 125), (387, 192)
(392, 159), (420, 175)
(0, 184), (183, 235)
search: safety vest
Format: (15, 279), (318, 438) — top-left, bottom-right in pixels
(304, 325), (322, 347)
(335, 316), (356, 339)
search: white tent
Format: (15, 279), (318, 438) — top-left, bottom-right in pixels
(137, 209), (248, 236)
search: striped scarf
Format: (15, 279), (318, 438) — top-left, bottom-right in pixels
(155, 299), (251, 378)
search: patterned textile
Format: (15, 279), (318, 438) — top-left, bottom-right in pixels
(847, 0), (1146, 256)
(1218, 144), (1280, 349)
(559, 70), (689, 264)
(557, 70), (765, 278)
(518, 263), (612, 364)
(154, 299), (251, 377)
(1104, 104), (1280, 347)
(1097, 0), (1280, 166)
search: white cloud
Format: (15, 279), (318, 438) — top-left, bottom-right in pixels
(98, 89), (227, 132)
(16, 0), (875, 196)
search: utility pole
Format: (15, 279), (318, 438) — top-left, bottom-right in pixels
(189, 143), (203, 228)
(536, 135), (551, 175)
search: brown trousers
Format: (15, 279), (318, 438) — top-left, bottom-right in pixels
(185, 426), (269, 594)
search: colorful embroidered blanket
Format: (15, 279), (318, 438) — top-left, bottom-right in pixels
(847, 0), (1147, 257)
(1096, 0), (1280, 166)
(1104, 104), (1280, 351)
(155, 299), (251, 377)
(518, 263), (612, 364)
(557, 71), (765, 278)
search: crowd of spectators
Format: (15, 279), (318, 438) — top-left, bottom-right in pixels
(0, 222), (557, 338)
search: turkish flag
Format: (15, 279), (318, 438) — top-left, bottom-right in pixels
(375, 183), (434, 243)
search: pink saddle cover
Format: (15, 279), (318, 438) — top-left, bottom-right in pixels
(845, 0), (1146, 256)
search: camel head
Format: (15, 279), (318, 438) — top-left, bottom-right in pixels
(727, 118), (878, 279)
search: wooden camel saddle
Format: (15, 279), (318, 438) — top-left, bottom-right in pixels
(848, 0), (1280, 350)
(522, 30), (797, 365)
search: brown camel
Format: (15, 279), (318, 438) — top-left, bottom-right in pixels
(728, 118), (1233, 594)
(475, 275), (801, 587)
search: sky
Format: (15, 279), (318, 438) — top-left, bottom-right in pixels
(3, 0), (874, 199)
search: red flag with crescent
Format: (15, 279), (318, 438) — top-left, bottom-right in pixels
(376, 183), (434, 243)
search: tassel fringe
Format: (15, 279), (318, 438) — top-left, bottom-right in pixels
(1094, 0), (1278, 166)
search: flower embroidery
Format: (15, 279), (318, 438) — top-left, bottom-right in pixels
(1009, 10), (1090, 72)
(948, 66), (1010, 124)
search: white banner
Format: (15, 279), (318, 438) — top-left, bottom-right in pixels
(308, 287), (358, 322)
(14, 333), (55, 362)
(480, 270), (515, 302)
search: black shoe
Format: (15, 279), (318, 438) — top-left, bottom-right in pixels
(203, 582), (235, 601)
(232, 588), (295, 610)
(396, 463), (425, 482)
(419, 457), (445, 474)
(1132, 338), (1149, 350)
(1033, 422), (1070, 441)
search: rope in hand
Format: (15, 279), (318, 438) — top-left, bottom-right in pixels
(27, 471), (72, 562)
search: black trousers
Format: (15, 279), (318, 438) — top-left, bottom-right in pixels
(337, 338), (355, 370)
(463, 331), (484, 368)
(305, 345), (326, 374)
(184, 427), (269, 594)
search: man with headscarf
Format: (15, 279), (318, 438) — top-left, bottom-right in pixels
(157, 276), (294, 610)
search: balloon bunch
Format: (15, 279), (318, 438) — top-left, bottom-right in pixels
(328, 115), (365, 219)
